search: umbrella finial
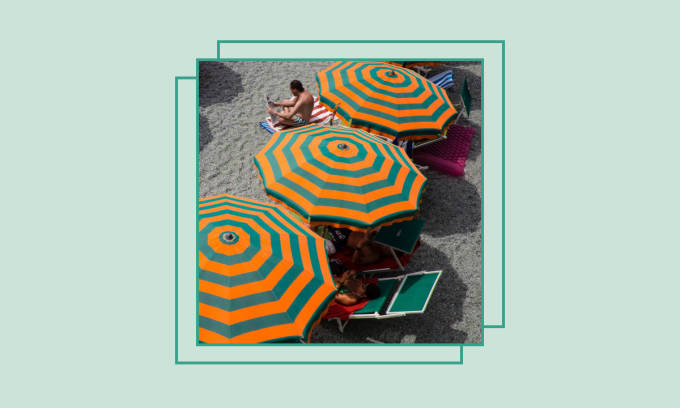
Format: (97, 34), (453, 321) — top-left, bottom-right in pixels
(221, 231), (238, 244)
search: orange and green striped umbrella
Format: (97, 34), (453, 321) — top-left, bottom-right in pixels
(316, 61), (457, 142)
(253, 124), (426, 232)
(198, 194), (336, 343)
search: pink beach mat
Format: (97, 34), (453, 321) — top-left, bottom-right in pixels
(413, 124), (476, 177)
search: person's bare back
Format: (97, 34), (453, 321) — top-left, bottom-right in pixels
(295, 90), (314, 122)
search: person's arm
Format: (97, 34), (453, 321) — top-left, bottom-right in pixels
(276, 98), (302, 119)
(334, 292), (360, 306)
(356, 234), (370, 249)
(274, 96), (297, 107)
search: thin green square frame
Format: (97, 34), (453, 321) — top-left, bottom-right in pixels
(174, 40), (505, 364)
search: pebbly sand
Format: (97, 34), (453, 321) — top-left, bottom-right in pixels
(198, 61), (482, 343)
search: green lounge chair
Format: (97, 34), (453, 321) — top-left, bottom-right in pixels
(366, 218), (425, 273)
(452, 76), (472, 124)
(333, 270), (443, 333)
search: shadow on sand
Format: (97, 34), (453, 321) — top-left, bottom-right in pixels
(198, 114), (214, 152)
(419, 173), (481, 236)
(199, 61), (244, 107)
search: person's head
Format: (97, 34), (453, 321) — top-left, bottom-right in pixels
(329, 259), (345, 276)
(364, 283), (381, 300)
(290, 80), (304, 96)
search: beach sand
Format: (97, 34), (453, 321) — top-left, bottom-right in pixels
(198, 60), (482, 343)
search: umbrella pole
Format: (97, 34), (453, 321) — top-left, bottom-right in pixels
(330, 105), (338, 126)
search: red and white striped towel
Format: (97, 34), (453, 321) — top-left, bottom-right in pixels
(262, 96), (334, 133)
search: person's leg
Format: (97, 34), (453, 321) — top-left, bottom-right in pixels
(280, 115), (306, 127)
(276, 117), (297, 126)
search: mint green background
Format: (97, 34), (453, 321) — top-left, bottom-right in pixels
(3, 1), (680, 407)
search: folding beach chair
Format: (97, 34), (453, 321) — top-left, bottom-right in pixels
(329, 270), (443, 333)
(428, 69), (454, 89)
(411, 73), (471, 151)
(452, 76), (472, 124)
(365, 218), (425, 273)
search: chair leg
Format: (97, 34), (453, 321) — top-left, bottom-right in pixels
(334, 318), (348, 333)
(452, 110), (461, 125)
(391, 247), (404, 271)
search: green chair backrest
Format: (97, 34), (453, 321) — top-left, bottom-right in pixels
(373, 218), (425, 254)
(460, 77), (472, 118)
(388, 272), (441, 313)
(354, 278), (400, 314)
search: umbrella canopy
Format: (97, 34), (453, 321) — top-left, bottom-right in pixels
(253, 124), (427, 231)
(316, 61), (457, 142)
(198, 193), (336, 343)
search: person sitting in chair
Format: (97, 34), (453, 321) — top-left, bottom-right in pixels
(323, 227), (390, 266)
(266, 80), (314, 127)
(352, 239), (391, 266)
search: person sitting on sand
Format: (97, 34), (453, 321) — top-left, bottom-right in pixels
(331, 264), (381, 306)
(267, 80), (314, 127)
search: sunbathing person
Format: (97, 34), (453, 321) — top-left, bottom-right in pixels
(266, 80), (314, 127)
(332, 267), (381, 306)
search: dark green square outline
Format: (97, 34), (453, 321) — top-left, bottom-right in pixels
(174, 40), (505, 364)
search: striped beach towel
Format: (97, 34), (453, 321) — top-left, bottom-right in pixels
(259, 96), (334, 134)
(428, 70), (454, 89)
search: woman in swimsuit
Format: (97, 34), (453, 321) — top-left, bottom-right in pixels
(332, 267), (381, 306)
